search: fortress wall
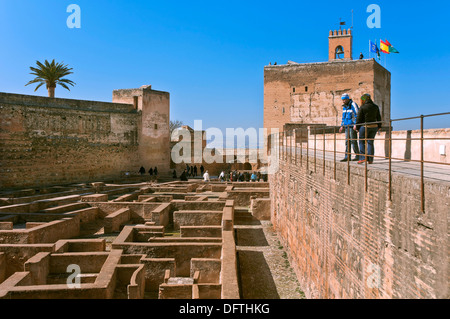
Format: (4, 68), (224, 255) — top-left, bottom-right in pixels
(264, 59), (391, 134)
(269, 155), (449, 299)
(0, 92), (140, 189)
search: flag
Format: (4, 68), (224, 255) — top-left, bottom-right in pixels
(369, 40), (381, 60)
(369, 40), (378, 53)
(380, 40), (390, 54)
(385, 40), (400, 53)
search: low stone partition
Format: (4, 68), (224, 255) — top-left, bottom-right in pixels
(81, 194), (108, 202)
(0, 216), (80, 244)
(226, 189), (270, 207)
(141, 258), (176, 291)
(0, 244), (55, 279)
(104, 208), (131, 233)
(54, 239), (106, 253)
(88, 202), (161, 222)
(173, 211), (223, 230)
(112, 226), (222, 277)
(220, 230), (239, 299)
(148, 203), (171, 226)
(190, 258), (221, 284)
(0, 249), (145, 299)
(180, 226), (222, 238)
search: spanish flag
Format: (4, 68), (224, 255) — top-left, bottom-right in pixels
(380, 40), (390, 54)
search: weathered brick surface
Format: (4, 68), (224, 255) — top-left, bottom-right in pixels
(270, 155), (449, 299)
(264, 59), (391, 135)
(0, 93), (140, 189)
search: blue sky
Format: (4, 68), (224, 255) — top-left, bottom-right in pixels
(0, 0), (449, 134)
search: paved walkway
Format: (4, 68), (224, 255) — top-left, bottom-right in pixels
(286, 148), (450, 183)
(235, 208), (305, 299)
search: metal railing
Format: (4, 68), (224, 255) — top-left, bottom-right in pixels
(274, 112), (450, 213)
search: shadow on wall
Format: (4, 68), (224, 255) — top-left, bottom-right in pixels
(237, 251), (280, 299)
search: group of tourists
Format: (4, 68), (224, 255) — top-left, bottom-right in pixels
(139, 166), (158, 176)
(339, 93), (382, 164)
(218, 170), (267, 183)
(174, 164), (205, 181)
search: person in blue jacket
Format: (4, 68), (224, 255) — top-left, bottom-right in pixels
(339, 93), (360, 162)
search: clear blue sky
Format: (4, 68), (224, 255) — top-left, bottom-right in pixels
(1, 0), (449, 133)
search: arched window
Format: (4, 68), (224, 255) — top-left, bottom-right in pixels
(335, 46), (344, 59)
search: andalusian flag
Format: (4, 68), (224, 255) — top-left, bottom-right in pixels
(385, 40), (400, 53)
(380, 39), (400, 54)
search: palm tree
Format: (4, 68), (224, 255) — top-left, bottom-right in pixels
(25, 59), (76, 98)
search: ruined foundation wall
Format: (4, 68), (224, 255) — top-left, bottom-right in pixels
(270, 156), (449, 299)
(0, 92), (140, 189)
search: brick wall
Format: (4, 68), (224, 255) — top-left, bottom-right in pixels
(0, 92), (140, 189)
(270, 153), (449, 299)
(264, 59), (391, 135)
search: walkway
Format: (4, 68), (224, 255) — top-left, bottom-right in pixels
(234, 207), (305, 299)
(286, 148), (450, 183)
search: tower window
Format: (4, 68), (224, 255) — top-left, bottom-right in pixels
(282, 107), (285, 114)
(305, 86), (308, 92)
(154, 124), (158, 129)
(293, 87), (296, 93)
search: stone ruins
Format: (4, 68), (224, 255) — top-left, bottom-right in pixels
(0, 178), (271, 299)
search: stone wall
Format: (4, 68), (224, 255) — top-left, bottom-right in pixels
(264, 59), (391, 134)
(0, 86), (172, 190)
(113, 85), (171, 174)
(269, 154), (449, 299)
(0, 92), (140, 189)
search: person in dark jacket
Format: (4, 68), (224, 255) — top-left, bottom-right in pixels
(354, 94), (382, 164)
(180, 169), (188, 181)
(139, 167), (146, 175)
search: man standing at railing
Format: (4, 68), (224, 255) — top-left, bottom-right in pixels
(339, 93), (360, 162)
(354, 94), (382, 164)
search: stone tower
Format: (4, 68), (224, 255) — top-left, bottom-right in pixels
(264, 29), (391, 136)
(328, 29), (353, 61)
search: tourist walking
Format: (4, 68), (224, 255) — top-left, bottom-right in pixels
(149, 167), (153, 176)
(354, 94), (382, 164)
(339, 93), (360, 162)
(203, 170), (210, 182)
(139, 166), (146, 175)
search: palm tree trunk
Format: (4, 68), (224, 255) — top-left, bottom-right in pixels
(48, 86), (55, 98)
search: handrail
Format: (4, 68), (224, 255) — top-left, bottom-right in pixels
(271, 112), (450, 214)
